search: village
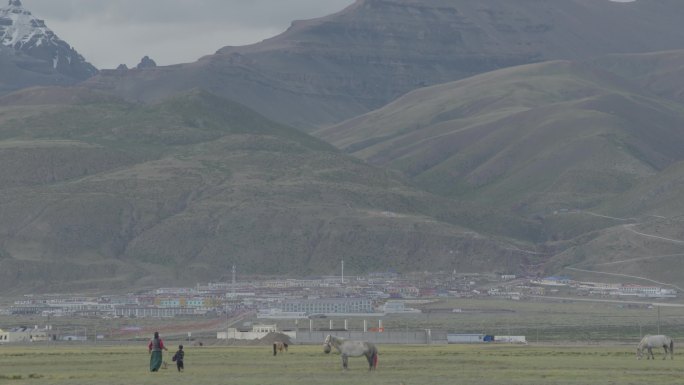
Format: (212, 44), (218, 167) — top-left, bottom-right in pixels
(0, 270), (678, 344)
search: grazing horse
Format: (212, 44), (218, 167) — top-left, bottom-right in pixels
(637, 334), (674, 360)
(323, 334), (378, 370)
(273, 341), (288, 356)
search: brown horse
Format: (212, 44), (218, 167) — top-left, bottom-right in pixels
(273, 341), (289, 356)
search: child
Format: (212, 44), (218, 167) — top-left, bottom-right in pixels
(172, 345), (184, 372)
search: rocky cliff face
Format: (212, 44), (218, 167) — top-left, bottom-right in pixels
(0, 0), (97, 92)
(88, 0), (684, 129)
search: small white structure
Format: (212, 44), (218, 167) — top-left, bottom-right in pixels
(217, 324), (296, 340)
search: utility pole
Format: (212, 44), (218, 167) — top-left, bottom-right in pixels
(341, 260), (344, 284)
(227, 264), (236, 330)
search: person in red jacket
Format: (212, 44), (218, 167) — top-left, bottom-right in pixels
(148, 331), (168, 372)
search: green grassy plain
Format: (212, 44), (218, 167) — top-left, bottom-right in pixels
(1, 344), (683, 385)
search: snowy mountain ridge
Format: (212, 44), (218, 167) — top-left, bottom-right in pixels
(0, 0), (51, 50)
(0, 0), (97, 78)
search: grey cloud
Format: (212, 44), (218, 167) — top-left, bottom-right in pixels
(28, 0), (354, 27)
(21, 0), (354, 68)
(23, 0), (354, 68)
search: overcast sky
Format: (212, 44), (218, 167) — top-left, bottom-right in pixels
(25, 0), (354, 69)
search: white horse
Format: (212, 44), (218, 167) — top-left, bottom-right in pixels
(323, 334), (378, 370)
(637, 334), (674, 360)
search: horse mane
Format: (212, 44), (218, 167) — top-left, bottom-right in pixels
(325, 335), (344, 347)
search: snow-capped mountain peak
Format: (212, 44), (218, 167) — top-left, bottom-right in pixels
(0, 0), (52, 50)
(0, 0), (98, 79)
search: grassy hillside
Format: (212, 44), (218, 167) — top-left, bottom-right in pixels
(314, 58), (684, 287)
(317, 61), (684, 218)
(5, 54), (684, 292)
(588, 49), (684, 105)
(0, 89), (540, 292)
(540, 158), (684, 288)
(544, 216), (684, 289)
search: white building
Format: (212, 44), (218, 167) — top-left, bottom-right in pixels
(382, 301), (421, 313)
(617, 285), (677, 298)
(0, 326), (51, 343)
(282, 298), (373, 314)
(217, 324), (296, 340)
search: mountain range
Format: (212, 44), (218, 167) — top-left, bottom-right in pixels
(85, 0), (684, 130)
(2, 0), (684, 291)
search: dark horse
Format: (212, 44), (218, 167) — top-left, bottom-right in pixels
(273, 341), (288, 356)
(323, 334), (378, 370)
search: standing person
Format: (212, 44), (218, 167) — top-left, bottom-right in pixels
(148, 331), (168, 372)
(173, 344), (185, 372)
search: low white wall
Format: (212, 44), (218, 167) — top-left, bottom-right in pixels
(495, 335), (527, 343)
(217, 330), (296, 340)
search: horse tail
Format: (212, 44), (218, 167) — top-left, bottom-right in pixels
(671, 338), (674, 359)
(284, 343), (288, 351)
(273, 343), (277, 356)
(372, 347), (378, 369)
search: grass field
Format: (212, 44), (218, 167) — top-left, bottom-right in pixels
(1, 343), (683, 385)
